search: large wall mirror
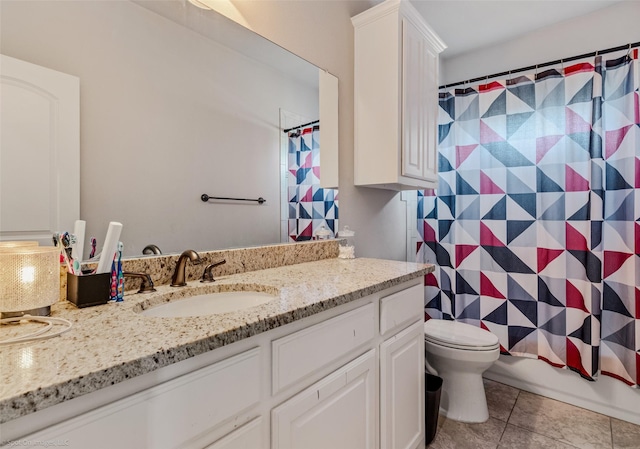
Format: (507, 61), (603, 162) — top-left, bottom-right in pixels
(0, 0), (338, 258)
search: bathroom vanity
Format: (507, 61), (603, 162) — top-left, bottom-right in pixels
(0, 249), (433, 449)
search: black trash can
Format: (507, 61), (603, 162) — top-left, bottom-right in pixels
(425, 373), (443, 445)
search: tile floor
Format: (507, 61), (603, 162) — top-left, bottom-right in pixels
(427, 379), (640, 449)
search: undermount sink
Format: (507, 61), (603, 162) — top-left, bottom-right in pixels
(139, 287), (278, 318)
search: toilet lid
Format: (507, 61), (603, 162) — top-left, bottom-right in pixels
(424, 319), (499, 350)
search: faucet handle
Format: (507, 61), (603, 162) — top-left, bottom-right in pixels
(123, 271), (157, 293)
(201, 259), (227, 283)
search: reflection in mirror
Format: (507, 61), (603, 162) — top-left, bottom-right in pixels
(0, 0), (338, 258)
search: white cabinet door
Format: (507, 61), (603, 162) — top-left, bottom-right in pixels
(272, 349), (377, 449)
(0, 54), (79, 242)
(401, 18), (439, 183)
(380, 321), (425, 449)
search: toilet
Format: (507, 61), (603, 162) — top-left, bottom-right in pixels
(424, 319), (500, 423)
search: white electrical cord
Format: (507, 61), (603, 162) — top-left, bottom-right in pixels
(0, 315), (73, 345)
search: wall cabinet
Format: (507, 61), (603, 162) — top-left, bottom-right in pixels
(7, 280), (424, 449)
(352, 0), (446, 191)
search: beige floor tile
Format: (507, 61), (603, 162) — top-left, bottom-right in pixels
(508, 391), (612, 449)
(484, 378), (520, 422)
(611, 417), (640, 449)
(498, 423), (580, 449)
(427, 415), (506, 449)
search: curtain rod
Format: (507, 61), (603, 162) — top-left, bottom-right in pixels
(283, 119), (319, 133)
(440, 41), (640, 89)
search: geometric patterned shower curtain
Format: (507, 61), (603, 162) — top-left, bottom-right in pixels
(418, 49), (639, 387)
(287, 125), (339, 241)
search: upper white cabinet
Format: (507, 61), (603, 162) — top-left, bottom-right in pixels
(352, 0), (446, 191)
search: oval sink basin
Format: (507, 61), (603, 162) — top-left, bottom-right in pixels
(140, 291), (277, 318)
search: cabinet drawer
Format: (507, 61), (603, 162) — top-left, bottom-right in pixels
(21, 348), (262, 449)
(380, 283), (423, 336)
(272, 302), (375, 394)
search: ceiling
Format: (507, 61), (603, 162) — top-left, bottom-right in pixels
(409, 0), (622, 59)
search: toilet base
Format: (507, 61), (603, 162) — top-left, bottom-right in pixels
(437, 370), (489, 423)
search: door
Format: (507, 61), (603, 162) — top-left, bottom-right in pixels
(272, 349), (377, 449)
(0, 54), (79, 242)
(380, 320), (425, 449)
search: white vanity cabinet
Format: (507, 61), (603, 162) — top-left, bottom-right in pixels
(352, 0), (446, 190)
(6, 280), (425, 449)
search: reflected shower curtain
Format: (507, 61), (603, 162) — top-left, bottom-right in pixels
(418, 50), (639, 386)
(287, 125), (339, 241)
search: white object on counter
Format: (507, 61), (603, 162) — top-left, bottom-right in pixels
(95, 222), (122, 274)
(71, 219), (86, 262)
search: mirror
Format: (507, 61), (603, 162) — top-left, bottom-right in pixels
(0, 0), (337, 258)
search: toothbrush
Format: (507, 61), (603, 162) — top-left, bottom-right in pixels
(89, 237), (97, 259)
(116, 242), (124, 302)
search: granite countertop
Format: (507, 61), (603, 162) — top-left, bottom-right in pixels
(0, 257), (433, 423)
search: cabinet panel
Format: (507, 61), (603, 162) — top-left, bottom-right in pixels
(22, 348), (261, 449)
(380, 321), (425, 449)
(401, 18), (427, 180)
(272, 349), (377, 449)
(272, 302), (375, 394)
(205, 417), (264, 449)
(380, 283), (423, 336)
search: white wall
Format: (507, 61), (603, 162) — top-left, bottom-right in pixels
(442, 1), (640, 85)
(0, 0), (318, 257)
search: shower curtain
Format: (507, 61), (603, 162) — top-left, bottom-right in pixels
(418, 50), (639, 387)
(287, 125), (339, 241)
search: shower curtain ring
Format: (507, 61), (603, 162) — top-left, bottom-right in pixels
(626, 43), (632, 60)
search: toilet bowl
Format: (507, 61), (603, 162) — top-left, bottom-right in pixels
(424, 319), (500, 423)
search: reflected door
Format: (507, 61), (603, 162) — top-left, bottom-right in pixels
(0, 54), (79, 242)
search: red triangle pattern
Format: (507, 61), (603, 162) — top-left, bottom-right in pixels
(603, 251), (633, 278)
(565, 223), (588, 252)
(536, 135), (563, 163)
(565, 62), (594, 76)
(479, 81), (504, 93)
(480, 120), (504, 144)
(425, 272), (438, 287)
(605, 125), (633, 160)
(635, 288), (640, 319)
(635, 158), (640, 188)
(456, 244), (478, 267)
(300, 188), (313, 202)
(303, 152), (313, 169)
(480, 223), (505, 247)
(423, 222), (437, 243)
(537, 248), (564, 272)
(565, 165), (590, 192)
(480, 171), (505, 194)
(566, 338), (590, 379)
(456, 144), (478, 168)
(481, 273), (505, 299)
(636, 223), (640, 255)
(299, 223), (313, 238)
(566, 280), (590, 313)
(312, 166), (321, 178)
(565, 107), (592, 134)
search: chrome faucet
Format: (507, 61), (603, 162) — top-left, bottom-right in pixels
(201, 259), (227, 283)
(171, 249), (202, 287)
(123, 271), (156, 293)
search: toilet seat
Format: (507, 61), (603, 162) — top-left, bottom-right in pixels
(424, 319), (499, 351)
